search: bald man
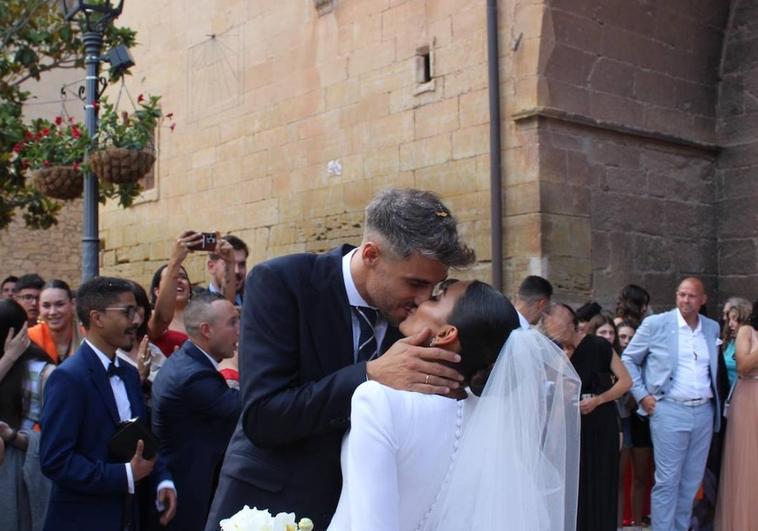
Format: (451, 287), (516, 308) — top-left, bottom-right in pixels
(622, 278), (721, 531)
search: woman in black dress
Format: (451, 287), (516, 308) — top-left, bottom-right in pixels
(542, 303), (632, 531)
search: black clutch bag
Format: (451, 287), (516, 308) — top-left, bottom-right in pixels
(108, 418), (159, 462)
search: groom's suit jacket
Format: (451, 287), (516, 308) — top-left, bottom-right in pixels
(39, 341), (172, 531)
(205, 245), (401, 530)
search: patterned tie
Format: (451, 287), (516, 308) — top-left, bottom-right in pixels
(353, 306), (379, 362)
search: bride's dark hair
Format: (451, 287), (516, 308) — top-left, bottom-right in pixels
(448, 281), (520, 391)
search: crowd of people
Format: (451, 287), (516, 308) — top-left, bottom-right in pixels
(0, 188), (756, 531)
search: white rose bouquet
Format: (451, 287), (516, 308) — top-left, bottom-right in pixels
(219, 506), (314, 531)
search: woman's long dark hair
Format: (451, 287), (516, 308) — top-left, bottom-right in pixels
(149, 264), (191, 307)
(130, 281), (152, 341)
(0, 299), (54, 430)
(448, 281), (520, 387)
(615, 284), (650, 329)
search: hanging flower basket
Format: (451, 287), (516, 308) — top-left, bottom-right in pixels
(88, 146), (155, 184)
(30, 165), (84, 200)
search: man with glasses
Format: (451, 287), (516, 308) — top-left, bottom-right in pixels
(40, 276), (177, 531)
(12, 273), (44, 325)
(623, 277), (721, 531)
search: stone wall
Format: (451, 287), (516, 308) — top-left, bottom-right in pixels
(102, 0), (498, 289)
(0, 200), (83, 287)
(523, 0), (730, 310)
(715, 0), (758, 305)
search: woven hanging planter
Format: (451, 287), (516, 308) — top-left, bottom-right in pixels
(30, 166), (84, 200)
(89, 147), (155, 185)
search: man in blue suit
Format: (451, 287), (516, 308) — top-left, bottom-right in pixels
(205, 189), (475, 530)
(622, 277), (721, 531)
(40, 277), (177, 531)
(151, 292), (241, 531)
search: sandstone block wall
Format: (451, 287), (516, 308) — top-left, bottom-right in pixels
(102, 0), (498, 290)
(0, 200), (83, 287)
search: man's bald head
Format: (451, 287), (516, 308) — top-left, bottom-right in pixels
(676, 277), (707, 322)
(678, 277), (705, 295)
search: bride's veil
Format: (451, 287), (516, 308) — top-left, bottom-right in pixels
(422, 328), (581, 531)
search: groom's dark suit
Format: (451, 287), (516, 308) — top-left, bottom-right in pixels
(205, 245), (400, 530)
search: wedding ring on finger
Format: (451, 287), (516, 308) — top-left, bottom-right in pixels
(424, 374), (430, 385)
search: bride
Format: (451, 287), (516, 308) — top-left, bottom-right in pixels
(327, 279), (581, 531)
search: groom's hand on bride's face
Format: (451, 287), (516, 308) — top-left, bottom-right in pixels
(366, 328), (465, 395)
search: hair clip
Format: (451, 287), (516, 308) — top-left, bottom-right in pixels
(435, 211), (448, 217)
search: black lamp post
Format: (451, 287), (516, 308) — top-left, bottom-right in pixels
(60, 0), (125, 282)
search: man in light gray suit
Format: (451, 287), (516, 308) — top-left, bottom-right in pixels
(622, 277), (720, 531)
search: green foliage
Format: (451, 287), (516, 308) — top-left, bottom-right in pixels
(0, 0), (137, 229)
(96, 94), (161, 150)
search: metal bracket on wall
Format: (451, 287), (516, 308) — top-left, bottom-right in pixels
(314, 0), (334, 15)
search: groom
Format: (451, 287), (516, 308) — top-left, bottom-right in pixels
(204, 189), (475, 530)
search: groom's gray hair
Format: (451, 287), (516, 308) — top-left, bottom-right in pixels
(364, 188), (475, 268)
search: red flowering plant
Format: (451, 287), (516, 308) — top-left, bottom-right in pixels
(14, 116), (89, 172)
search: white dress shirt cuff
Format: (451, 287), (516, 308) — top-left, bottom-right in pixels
(125, 463), (135, 494)
(155, 480), (176, 511)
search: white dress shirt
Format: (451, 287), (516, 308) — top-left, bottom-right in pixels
(86, 339), (176, 500)
(516, 310), (530, 329)
(342, 249), (388, 360)
(668, 310), (713, 400)
(87, 340), (136, 493)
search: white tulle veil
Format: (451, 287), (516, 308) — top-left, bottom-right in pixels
(422, 328), (581, 531)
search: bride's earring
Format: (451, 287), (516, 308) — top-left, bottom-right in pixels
(427, 337), (436, 347)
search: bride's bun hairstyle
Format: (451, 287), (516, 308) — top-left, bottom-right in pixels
(448, 281), (520, 394)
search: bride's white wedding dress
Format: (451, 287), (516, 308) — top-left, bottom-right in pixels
(327, 329), (581, 531)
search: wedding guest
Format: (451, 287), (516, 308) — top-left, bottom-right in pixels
(0, 299), (55, 531)
(327, 280), (580, 530)
(151, 292), (241, 531)
(542, 303), (631, 531)
(218, 349), (239, 390)
(586, 312), (619, 351)
(715, 300), (758, 530)
(40, 277), (177, 531)
(576, 301), (602, 335)
(149, 232), (237, 356)
(622, 277), (720, 531)
(205, 188), (474, 530)
(615, 284), (650, 329)
(1, 275), (18, 299)
(720, 297), (752, 387)
(117, 282), (166, 386)
(28, 280), (82, 364)
(13, 274), (45, 326)
(207, 234), (249, 306)
(513, 275), (553, 328)
(618, 322), (653, 530)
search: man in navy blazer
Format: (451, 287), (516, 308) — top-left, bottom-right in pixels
(205, 189), (475, 530)
(40, 277), (177, 531)
(151, 292), (241, 531)
(622, 277), (720, 531)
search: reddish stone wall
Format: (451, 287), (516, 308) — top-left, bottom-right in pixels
(528, 0), (731, 310)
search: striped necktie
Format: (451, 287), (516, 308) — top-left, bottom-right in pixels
(353, 306), (379, 362)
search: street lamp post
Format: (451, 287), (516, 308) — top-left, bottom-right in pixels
(60, 0), (125, 282)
